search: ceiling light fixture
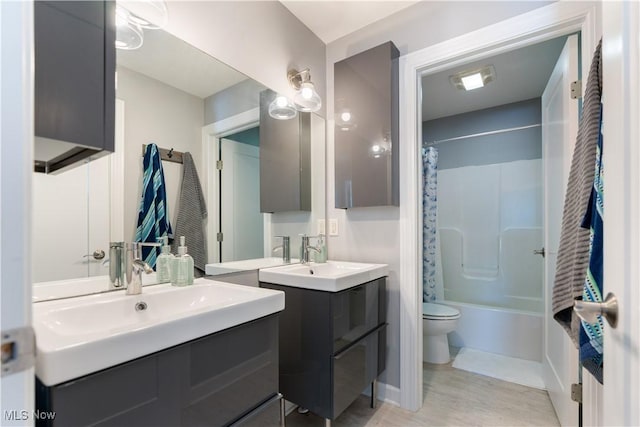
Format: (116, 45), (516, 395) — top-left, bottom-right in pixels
(449, 65), (496, 91)
(288, 68), (322, 113)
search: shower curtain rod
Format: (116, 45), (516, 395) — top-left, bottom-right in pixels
(423, 123), (541, 147)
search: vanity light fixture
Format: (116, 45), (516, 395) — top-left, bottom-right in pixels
(115, 1), (169, 50)
(268, 95), (298, 120)
(119, 0), (168, 29)
(449, 65), (496, 91)
(369, 133), (391, 158)
(115, 6), (144, 50)
(288, 68), (322, 113)
(336, 108), (357, 131)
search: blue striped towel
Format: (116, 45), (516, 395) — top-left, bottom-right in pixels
(579, 103), (604, 383)
(135, 143), (172, 268)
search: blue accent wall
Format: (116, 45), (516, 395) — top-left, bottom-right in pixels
(226, 126), (259, 147)
(423, 98), (541, 170)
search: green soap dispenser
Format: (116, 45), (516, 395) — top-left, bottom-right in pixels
(314, 234), (327, 263)
(172, 236), (194, 286)
(156, 236), (174, 284)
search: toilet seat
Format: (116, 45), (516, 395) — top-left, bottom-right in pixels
(422, 302), (461, 320)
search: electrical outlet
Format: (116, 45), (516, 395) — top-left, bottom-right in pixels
(329, 219), (339, 236)
(317, 219), (326, 236)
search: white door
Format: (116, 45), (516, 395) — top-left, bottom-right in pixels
(31, 99), (125, 283)
(541, 34), (580, 427)
(32, 157), (111, 282)
(599, 2), (640, 425)
(220, 138), (263, 262)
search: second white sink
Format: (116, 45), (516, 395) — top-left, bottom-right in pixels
(258, 260), (388, 292)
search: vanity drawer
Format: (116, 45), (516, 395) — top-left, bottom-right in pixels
(332, 278), (381, 353)
(332, 325), (383, 418)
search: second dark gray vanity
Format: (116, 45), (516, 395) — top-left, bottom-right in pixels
(260, 275), (387, 425)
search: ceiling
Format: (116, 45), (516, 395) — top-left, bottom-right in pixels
(421, 36), (568, 121)
(280, 0), (420, 43)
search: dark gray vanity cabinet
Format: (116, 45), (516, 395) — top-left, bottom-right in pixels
(260, 278), (387, 421)
(259, 89), (311, 213)
(334, 42), (399, 208)
(34, 1), (116, 174)
(36, 315), (281, 427)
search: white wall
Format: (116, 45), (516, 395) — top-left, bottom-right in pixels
(164, 1), (326, 118)
(325, 1), (552, 390)
(116, 66), (204, 242)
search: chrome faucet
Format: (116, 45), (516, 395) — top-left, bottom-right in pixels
(273, 235), (291, 263)
(300, 235), (320, 265)
(108, 242), (125, 289)
(125, 242), (159, 295)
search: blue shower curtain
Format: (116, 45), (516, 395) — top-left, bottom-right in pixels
(423, 147), (438, 302)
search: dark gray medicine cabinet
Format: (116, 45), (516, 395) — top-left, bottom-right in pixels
(259, 89), (312, 213)
(34, 1), (116, 174)
(334, 41), (399, 208)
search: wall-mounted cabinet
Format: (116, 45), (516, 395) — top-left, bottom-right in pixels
(34, 1), (116, 174)
(259, 89), (311, 213)
(334, 42), (399, 208)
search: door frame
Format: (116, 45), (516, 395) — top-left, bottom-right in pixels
(1, 0), (35, 418)
(398, 2), (599, 411)
(201, 108), (269, 264)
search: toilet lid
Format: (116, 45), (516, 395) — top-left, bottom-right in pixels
(422, 302), (460, 319)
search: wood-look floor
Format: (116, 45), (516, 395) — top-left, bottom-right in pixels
(285, 355), (560, 427)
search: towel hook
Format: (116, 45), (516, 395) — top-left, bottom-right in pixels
(168, 148), (174, 158)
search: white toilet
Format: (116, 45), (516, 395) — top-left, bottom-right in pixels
(422, 302), (461, 364)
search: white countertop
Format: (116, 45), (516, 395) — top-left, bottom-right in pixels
(258, 260), (388, 292)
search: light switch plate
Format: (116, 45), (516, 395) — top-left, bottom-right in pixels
(317, 219), (326, 236)
(329, 219), (339, 236)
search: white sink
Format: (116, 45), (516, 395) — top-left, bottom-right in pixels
(205, 257), (299, 276)
(34, 278), (284, 386)
(258, 260), (388, 292)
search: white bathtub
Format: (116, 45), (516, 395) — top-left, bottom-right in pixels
(445, 300), (542, 362)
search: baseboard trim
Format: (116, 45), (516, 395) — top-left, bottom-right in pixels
(362, 382), (401, 407)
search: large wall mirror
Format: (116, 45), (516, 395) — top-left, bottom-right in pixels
(32, 25), (326, 299)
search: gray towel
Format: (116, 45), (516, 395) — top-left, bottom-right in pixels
(171, 152), (208, 278)
(552, 39), (602, 345)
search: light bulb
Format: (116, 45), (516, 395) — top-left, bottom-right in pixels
(301, 86), (313, 100)
(372, 144), (381, 153)
(276, 96), (288, 108)
(341, 111), (351, 122)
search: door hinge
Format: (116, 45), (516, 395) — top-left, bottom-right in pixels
(1, 327), (35, 377)
(216, 232), (224, 242)
(571, 80), (582, 99)
(571, 383), (582, 403)
(216, 160), (223, 170)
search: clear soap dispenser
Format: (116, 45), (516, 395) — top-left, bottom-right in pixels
(156, 236), (174, 284)
(314, 234), (327, 263)
(172, 236), (194, 286)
